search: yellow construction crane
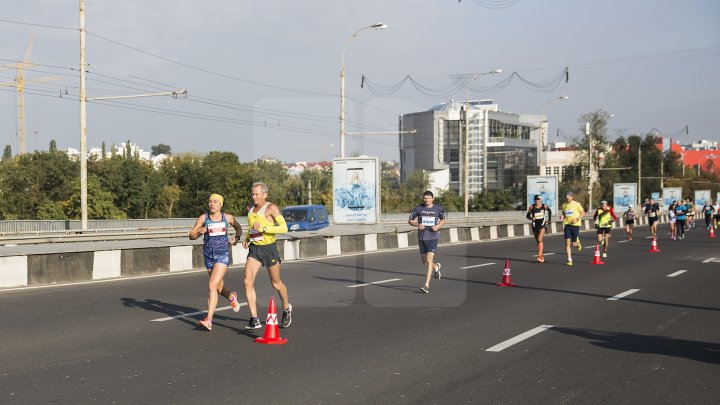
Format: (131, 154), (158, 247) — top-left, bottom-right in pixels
(0, 34), (59, 155)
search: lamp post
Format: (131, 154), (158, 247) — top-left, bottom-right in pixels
(539, 95), (568, 171)
(585, 113), (613, 214)
(462, 69), (502, 218)
(339, 22), (387, 158)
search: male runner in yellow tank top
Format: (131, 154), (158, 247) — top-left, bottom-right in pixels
(242, 182), (292, 329)
(559, 191), (585, 266)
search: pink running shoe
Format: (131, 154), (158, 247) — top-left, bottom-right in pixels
(229, 292), (240, 313)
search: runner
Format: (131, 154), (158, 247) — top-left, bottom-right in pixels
(623, 206), (636, 240)
(686, 198), (696, 228)
(188, 193), (244, 331)
(242, 182), (292, 329)
(674, 199), (688, 240)
(408, 190), (446, 293)
(702, 200), (715, 230)
(593, 200), (617, 258)
(559, 191), (585, 266)
(667, 201), (677, 240)
(526, 194), (551, 262)
(643, 198), (661, 237)
(714, 200), (720, 230)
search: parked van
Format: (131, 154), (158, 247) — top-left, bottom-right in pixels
(281, 205), (330, 231)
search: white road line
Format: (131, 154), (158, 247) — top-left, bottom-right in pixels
(618, 240), (630, 243)
(485, 325), (555, 352)
(534, 253), (556, 257)
(667, 270), (687, 278)
(151, 303), (247, 322)
(703, 257), (716, 263)
(460, 263), (496, 269)
(607, 289), (641, 301)
(347, 278), (402, 288)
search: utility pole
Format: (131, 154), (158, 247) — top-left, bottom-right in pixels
(307, 180), (313, 205)
(586, 122), (593, 213)
(79, 0), (88, 230)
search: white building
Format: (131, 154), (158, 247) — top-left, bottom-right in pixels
(399, 100), (544, 195)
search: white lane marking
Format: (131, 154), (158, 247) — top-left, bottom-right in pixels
(534, 253), (556, 257)
(618, 240), (630, 243)
(485, 325), (555, 352)
(460, 263), (496, 269)
(151, 303), (248, 322)
(607, 289), (641, 301)
(703, 257), (716, 263)
(667, 270), (687, 278)
(347, 278), (402, 288)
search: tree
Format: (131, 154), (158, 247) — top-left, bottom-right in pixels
(2, 145), (11, 160)
(49, 139), (57, 153)
(151, 143), (172, 156)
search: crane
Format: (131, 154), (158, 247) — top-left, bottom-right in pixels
(0, 34), (59, 155)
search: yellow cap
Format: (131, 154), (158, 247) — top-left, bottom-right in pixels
(209, 193), (224, 206)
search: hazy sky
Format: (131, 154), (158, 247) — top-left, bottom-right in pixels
(1, 0), (718, 163)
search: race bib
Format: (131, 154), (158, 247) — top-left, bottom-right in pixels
(534, 213), (545, 219)
(649, 212), (656, 217)
(207, 222), (226, 237)
(421, 216), (436, 227)
(249, 230), (263, 242)
(565, 210), (574, 216)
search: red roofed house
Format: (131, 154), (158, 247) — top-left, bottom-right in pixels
(670, 140), (720, 175)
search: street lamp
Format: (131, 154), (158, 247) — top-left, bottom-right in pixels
(539, 95), (568, 170)
(462, 69), (502, 218)
(339, 22), (387, 158)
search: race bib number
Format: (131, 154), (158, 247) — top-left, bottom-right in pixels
(649, 212), (656, 217)
(249, 230), (263, 242)
(565, 210), (574, 216)
(534, 213), (545, 219)
(207, 222), (226, 237)
(421, 216), (436, 227)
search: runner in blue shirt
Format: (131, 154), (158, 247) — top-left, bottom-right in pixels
(674, 200), (688, 240)
(409, 191), (446, 294)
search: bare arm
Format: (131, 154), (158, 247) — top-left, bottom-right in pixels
(188, 214), (207, 240)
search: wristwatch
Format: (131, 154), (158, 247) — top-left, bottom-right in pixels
(262, 226), (268, 233)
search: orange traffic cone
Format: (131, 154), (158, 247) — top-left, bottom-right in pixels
(710, 227), (716, 238)
(255, 297), (287, 345)
(497, 259), (517, 287)
(649, 236), (661, 253)
(591, 244), (605, 264)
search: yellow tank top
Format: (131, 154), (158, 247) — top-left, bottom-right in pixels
(247, 202), (276, 245)
(562, 201), (583, 226)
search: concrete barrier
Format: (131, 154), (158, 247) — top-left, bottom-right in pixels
(0, 216), (668, 289)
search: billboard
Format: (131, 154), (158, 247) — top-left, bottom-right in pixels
(613, 183), (637, 212)
(332, 157), (381, 224)
(526, 175), (558, 215)
(695, 190), (711, 206)
(662, 187), (682, 208)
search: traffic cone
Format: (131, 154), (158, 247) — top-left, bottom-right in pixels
(710, 226), (716, 238)
(591, 244), (605, 264)
(497, 259), (517, 287)
(649, 236), (661, 253)
(255, 297), (287, 345)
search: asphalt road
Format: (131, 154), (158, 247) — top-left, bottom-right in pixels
(1, 223), (718, 404)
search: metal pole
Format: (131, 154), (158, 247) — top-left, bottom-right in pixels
(586, 122), (592, 213)
(79, 0), (88, 231)
(638, 143), (642, 210)
(464, 93), (470, 218)
(339, 62), (346, 158)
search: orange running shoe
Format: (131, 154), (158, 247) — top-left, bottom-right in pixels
(198, 317), (212, 331)
(229, 292), (240, 313)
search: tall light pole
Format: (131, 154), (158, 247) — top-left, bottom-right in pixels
(585, 113), (614, 214)
(463, 69), (502, 218)
(339, 22), (387, 158)
(539, 95), (568, 170)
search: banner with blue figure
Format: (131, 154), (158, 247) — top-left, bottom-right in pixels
(662, 187), (682, 209)
(333, 157), (381, 224)
(613, 183), (636, 212)
(695, 190), (711, 206)
(526, 175), (557, 215)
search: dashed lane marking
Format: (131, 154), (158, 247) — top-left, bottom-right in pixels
(151, 303), (248, 322)
(607, 289), (641, 301)
(667, 270), (687, 277)
(347, 278), (402, 288)
(485, 325), (555, 352)
(460, 263), (496, 269)
(703, 257), (717, 263)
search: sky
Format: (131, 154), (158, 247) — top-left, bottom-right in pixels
(0, 0), (718, 163)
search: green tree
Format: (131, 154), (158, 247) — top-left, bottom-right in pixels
(64, 176), (127, 219)
(2, 145), (11, 160)
(49, 139), (57, 152)
(151, 143), (172, 156)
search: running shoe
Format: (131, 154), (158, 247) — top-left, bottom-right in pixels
(245, 317), (262, 330)
(566, 260), (573, 267)
(433, 263), (442, 280)
(281, 304), (292, 328)
(576, 238), (582, 252)
(229, 292), (240, 312)
(420, 285), (429, 294)
(602, 252), (607, 258)
(680, 234), (685, 240)
(537, 254), (545, 263)
(599, 239), (605, 246)
(198, 317), (212, 331)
